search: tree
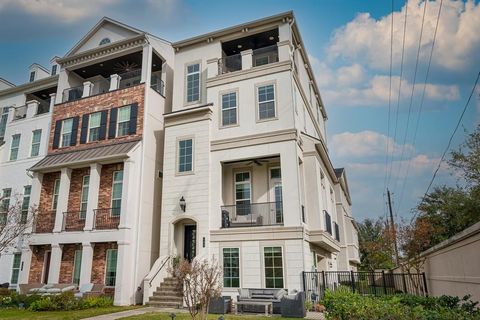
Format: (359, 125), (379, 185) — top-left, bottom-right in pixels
(357, 218), (395, 270)
(169, 257), (223, 320)
(0, 194), (36, 256)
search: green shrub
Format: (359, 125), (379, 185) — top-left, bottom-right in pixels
(79, 296), (113, 309)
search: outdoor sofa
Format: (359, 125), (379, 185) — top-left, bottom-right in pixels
(280, 292), (306, 318)
(237, 288), (287, 314)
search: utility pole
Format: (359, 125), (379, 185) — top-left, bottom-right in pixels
(387, 188), (400, 266)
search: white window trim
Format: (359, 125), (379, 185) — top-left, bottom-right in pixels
(233, 170), (252, 206)
(255, 81), (278, 123)
(219, 89), (239, 128)
(222, 247), (241, 288)
(9, 134), (21, 161)
(30, 129), (41, 157)
(60, 118), (73, 148)
(111, 170), (123, 216)
(10, 252), (21, 285)
(116, 106), (131, 138)
(175, 136), (195, 176)
(87, 112), (101, 142)
(184, 61), (202, 106)
(261, 245), (285, 289)
(80, 175), (89, 218)
(73, 249), (82, 285)
(52, 179), (60, 210)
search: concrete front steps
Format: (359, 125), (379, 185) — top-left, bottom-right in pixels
(147, 277), (184, 308)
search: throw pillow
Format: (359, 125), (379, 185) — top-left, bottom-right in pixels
(238, 288), (250, 299)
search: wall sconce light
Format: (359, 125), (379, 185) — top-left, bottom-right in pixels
(179, 196), (186, 212)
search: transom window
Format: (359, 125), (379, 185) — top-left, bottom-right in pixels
(235, 172), (251, 215)
(178, 139), (193, 173)
(99, 38), (111, 46)
(257, 84), (275, 120)
(60, 118), (73, 148)
(105, 249), (118, 286)
(30, 129), (41, 157)
(10, 253), (21, 285)
(52, 179), (60, 210)
(117, 106), (131, 137)
(80, 175), (90, 219)
(223, 248), (240, 288)
(21, 185), (31, 224)
(264, 247), (284, 288)
(186, 63), (200, 103)
(10, 134), (21, 161)
(221, 92), (237, 126)
(111, 171), (123, 216)
(88, 112), (101, 142)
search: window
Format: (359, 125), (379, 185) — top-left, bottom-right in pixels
(99, 38), (111, 46)
(178, 139), (193, 173)
(0, 107), (8, 141)
(1, 188), (11, 225)
(29, 71), (35, 82)
(60, 118), (73, 148)
(334, 222), (340, 242)
(221, 92), (237, 126)
(9, 134), (20, 160)
(73, 250), (82, 285)
(186, 63), (200, 103)
(235, 172), (251, 215)
(324, 210), (332, 235)
(21, 186), (31, 224)
(223, 248), (240, 288)
(51, 65), (57, 75)
(88, 112), (101, 142)
(10, 253), (21, 285)
(52, 179), (60, 210)
(105, 249), (118, 286)
(111, 171), (123, 216)
(80, 176), (89, 219)
(270, 168), (283, 224)
(264, 247), (283, 288)
(116, 106), (131, 137)
(316, 102), (321, 123)
(257, 84), (275, 120)
(30, 129), (41, 157)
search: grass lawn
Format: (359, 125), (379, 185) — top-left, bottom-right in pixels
(0, 306), (141, 319)
(123, 313), (297, 320)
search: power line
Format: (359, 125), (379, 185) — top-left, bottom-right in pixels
(396, 0), (443, 214)
(411, 70), (480, 223)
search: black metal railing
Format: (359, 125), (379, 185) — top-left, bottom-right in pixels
(303, 271), (428, 302)
(219, 54), (242, 74)
(119, 69), (142, 89)
(151, 79), (165, 96)
(62, 86), (84, 102)
(252, 44), (279, 67)
(33, 210), (56, 233)
(62, 211), (86, 231)
(93, 208), (120, 230)
(221, 201), (283, 228)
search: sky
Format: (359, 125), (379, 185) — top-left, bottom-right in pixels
(0, 0), (479, 222)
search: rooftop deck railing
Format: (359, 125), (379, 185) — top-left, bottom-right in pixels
(62, 86), (84, 103)
(219, 54), (242, 74)
(252, 44), (279, 67)
(119, 69), (142, 89)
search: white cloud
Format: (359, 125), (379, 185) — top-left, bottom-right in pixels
(331, 130), (415, 159)
(327, 0), (480, 72)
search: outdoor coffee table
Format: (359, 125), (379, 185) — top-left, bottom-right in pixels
(235, 301), (273, 316)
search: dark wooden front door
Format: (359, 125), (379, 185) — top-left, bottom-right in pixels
(184, 225), (197, 261)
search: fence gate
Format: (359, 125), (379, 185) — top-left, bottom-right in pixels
(302, 271), (428, 302)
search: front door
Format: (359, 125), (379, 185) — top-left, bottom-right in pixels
(43, 251), (51, 284)
(184, 225), (197, 262)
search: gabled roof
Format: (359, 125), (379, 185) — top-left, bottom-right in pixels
(64, 17), (145, 58)
(28, 63), (49, 73)
(0, 77), (16, 88)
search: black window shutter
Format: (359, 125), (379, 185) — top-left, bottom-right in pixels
(99, 110), (108, 140)
(52, 120), (62, 149)
(129, 103), (138, 135)
(70, 116), (79, 146)
(108, 108), (118, 139)
(80, 114), (89, 144)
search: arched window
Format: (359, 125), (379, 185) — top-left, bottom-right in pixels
(99, 38), (111, 46)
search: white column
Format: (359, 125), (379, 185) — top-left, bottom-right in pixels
(26, 100), (38, 118)
(17, 246), (32, 285)
(278, 22), (292, 43)
(47, 244), (62, 284)
(79, 243), (94, 285)
(84, 163), (101, 231)
(118, 159), (132, 229)
(280, 144), (302, 227)
(109, 74), (121, 91)
(114, 241), (134, 305)
(49, 93), (56, 110)
(207, 58), (219, 78)
(54, 168), (71, 232)
(82, 81), (93, 98)
(141, 44), (153, 86)
(277, 41), (291, 62)
(241, 49), (253, 70)
(28, 172), (43, 234)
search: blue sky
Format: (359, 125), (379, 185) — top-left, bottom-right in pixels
(1, 0), (479, 222)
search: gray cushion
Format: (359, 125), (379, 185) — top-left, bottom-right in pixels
(79, 283), (94, 293)
(238, 288), (250, 299)
(61, 285), (77, 292)
(46, 288), (61, 293)
(274, 289), (286, 300)
(251, 294), (274, 299)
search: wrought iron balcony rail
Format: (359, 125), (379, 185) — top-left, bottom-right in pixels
(93, 208), (120, 230)
(33, 210), (56, 233)
(62, 211), (86, 232)
(221, 201), (283, 228)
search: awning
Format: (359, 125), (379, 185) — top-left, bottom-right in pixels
(30, 139), (140, 172)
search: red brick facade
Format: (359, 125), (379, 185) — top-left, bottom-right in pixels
(91, 242), (118, 286)
(29, 245), (50, 283)
(36, 172), (60, 233)
(67, 167), (90, 212)
(59, 244), (82, 284)
(48, 84), (145, 154)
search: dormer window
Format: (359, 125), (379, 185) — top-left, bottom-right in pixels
(29, 71), (35, 82)
(51, 65), (57, 75)
(99, 38), (111, 46)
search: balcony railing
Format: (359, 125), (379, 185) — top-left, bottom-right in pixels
(252, 44), (279, 67)
(93, 208), (120, 230)
(219, 54), (242, 74)
(62, 211), (86, 231)
(62, 86), (84, 103)
(151, 79), (165, 96)
(36, 98), (51, 115)
(33, 210), (56, 233)
(221, 201), (283, 228)
(119, 69), (142, 89)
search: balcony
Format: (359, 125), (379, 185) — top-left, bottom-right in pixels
(36, 98), (51, 115)
(12, 105), (27, 121)
(221, 201), (283, 228)
(219, 54), (242, 74)
(33, 210), (55, 233)
(63, 86), (83, 103)
(62, 211), (86, 231)
(93, 208), (120, 230)
(252, 45), (279, 67)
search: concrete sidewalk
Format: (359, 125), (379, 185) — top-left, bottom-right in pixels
(82, 307), (187, 319)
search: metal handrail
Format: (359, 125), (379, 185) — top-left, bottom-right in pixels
(148, 256), (171, 287)
(93, 207), (120, 230)
(62, 211), (86, 231)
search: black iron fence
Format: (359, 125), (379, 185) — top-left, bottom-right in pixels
(303, 271), (428, 302)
